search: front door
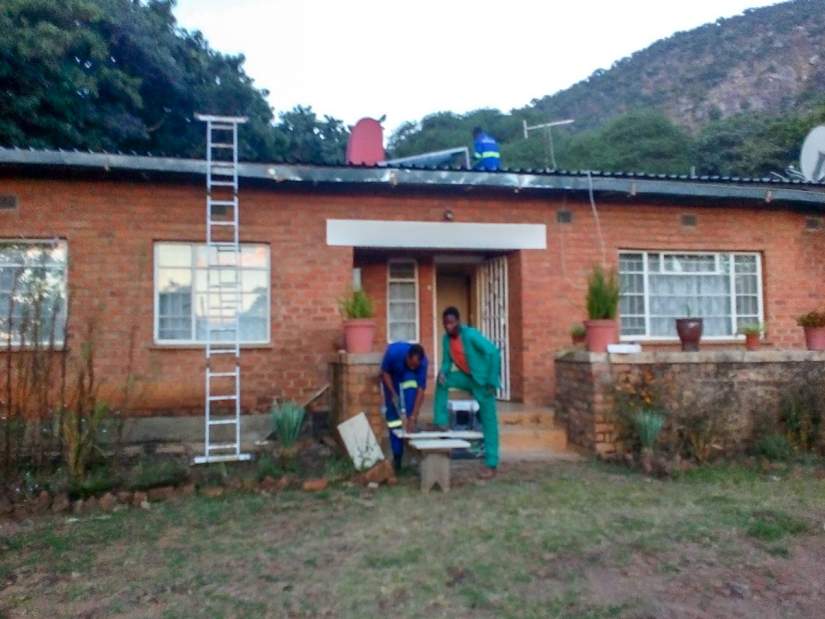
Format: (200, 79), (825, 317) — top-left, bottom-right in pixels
(477, 255), (510, 400)
(435, 270), (472, 371)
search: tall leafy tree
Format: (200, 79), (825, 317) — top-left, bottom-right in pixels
(0, 0), (347, 163)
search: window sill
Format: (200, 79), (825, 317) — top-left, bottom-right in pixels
(149, 343), (273, 351)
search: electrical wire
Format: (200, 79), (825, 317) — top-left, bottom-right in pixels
(586, 170), (607, 265)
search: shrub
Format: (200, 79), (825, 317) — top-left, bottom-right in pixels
(570, 323), (586, 338)
(271, 401), (306, 449)
(796, 310), (825, 328)
(128, 459), (190, 491)
(753, 433), (792, 462)
(339, 289), (374, 319)
(780, 388), (823, 453)
(586, 265), (620, 320)
(633, 409), (666, 450)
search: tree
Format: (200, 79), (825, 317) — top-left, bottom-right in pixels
(0, 0), (348, 163)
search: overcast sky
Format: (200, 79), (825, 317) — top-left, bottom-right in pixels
(174, 0), (777, 133)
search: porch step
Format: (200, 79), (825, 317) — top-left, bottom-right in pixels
(499, 424), (568, 452)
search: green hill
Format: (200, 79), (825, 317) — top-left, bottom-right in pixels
(389, 0), (825, 177)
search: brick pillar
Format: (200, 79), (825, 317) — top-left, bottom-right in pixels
(329, 352), (387, 449)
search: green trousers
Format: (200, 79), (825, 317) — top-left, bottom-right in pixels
(433, 370), (499, 468)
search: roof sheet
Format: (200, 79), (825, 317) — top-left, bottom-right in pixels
(1, 146), (824, 207)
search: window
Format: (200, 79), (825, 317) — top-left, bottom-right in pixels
(154, 243), (270, 344)
(0, 240), (67, 346)
(619, 251), (762, 339)
(387, 259), (418, 342)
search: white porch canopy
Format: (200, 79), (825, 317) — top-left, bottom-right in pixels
(326, 219), (547, 250)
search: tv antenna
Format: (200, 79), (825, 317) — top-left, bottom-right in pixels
(799, 125), (825, 182)
(523, 118), (574, 170)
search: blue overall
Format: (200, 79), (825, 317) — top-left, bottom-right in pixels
(381, 342), (428, 460)
(473, 131), (501, 171)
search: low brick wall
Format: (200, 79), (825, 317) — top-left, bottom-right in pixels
(329, 352), (386, 449)
(555, 349), (825, 456)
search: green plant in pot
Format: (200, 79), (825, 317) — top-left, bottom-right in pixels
(570, 323), (586, 346)
(675, 305), (703, 352)
(797, 309), (825, 351)
(739, 322), (763, 351)
(339, 288), (376, 353)
(270, 400), (306, 467)
(584, 265), (620, 352)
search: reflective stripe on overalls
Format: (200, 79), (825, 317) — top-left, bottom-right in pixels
(385, 377), (420, 457)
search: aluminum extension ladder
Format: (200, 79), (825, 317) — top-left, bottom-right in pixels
(193, 114), (251, 464)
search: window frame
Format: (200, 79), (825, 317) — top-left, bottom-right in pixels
(0, 238), (68, 348)
(386, 258), (419, 343)
(153, 241), (271, 346)
(618, 250), (764, 342)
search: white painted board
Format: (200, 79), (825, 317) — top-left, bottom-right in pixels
(326, 219), (547, 250)
(393, 430), (483, 440)
(410, 439), (471, 450)
(337, 412), (384, 471)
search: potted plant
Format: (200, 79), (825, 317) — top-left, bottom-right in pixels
(797, 309), (825, 351)
(584, 265), (620, 353)
(739, 322), (762, 351)
(339, 289), (376, 353)
(570, 323), (586, 346)
(675, 305), (703, 352)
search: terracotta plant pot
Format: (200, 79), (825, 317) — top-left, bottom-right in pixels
(803, 326), (825, 351)
(675, 318), (703, 352)
(584, 319), (618, 353)
(343, 319), (376, 353)
(745, 332), (760, 351)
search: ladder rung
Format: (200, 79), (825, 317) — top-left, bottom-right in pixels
(207, 443), (237, 450)
(208, 395), (237, 402)
(211, 123), (235, 131)
(194, 454), (252, 464)
(209, 221), (237, 227)
(209, 181), (237, 187)
(207, 349), (239, 355)
(208, 371), (238, 378)
(208, 199), (237, 206)
(211, 143), (234, 149)
(208, 418), (237, 426)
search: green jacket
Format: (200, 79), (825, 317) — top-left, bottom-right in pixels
(440, 325), (501, 389)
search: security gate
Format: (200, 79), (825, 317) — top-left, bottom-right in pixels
(477, 255), (510, 400)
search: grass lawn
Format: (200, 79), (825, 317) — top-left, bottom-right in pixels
(1, 460), (824, 618)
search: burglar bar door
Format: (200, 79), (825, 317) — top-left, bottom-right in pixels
(477, 255), (510, 400)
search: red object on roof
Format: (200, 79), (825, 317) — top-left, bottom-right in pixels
(346, 118), (385, 165)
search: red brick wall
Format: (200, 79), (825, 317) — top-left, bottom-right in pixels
(2, 175), (824, 414)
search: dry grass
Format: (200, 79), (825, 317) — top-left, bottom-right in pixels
(1, 460), (824, 618)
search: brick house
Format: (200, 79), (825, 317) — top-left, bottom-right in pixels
(2, 148), (825, 424)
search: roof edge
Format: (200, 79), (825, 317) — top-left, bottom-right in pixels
(1, 147), (825, 206)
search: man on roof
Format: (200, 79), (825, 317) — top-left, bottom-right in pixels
(380, 341), (428, 471)
(434, 306), (501, 479)
(472, 127), (501, 171)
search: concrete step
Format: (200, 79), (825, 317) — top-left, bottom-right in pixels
(498, 409), (557, 428)
(499, 424), (568, 452)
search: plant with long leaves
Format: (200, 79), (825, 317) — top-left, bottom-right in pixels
(270, 401), (306, 449)
(586, 265), (620, 320)
(633, 409), (666, 450)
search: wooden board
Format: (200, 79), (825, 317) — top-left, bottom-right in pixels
(337, 412), (384, 471)
(410, 439), (471, 451)
(393, 430), (483, 440)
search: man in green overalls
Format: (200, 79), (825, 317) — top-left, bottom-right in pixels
(433, 306), (501, 479)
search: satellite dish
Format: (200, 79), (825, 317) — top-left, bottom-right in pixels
(799, 126), (825, 182)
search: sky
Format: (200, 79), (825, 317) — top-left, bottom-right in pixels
(173, 0), (778, 133)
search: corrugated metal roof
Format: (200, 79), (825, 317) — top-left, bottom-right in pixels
(1, 146), (824, 206)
